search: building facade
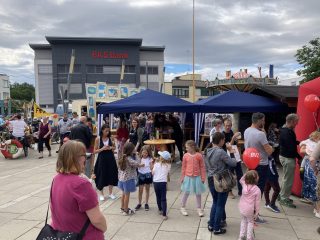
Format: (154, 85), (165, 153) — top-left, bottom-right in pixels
(0, 74), (10, 100)
(30, 37), (165, 112)
(164, 74), (214, 102)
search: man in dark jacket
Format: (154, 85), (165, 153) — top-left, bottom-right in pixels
(279, 113), (301, 208)
(69, 116), (92, 150)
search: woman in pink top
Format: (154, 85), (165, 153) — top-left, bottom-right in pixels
(238, 170), (261, 240)
(51, 140), (107, 240)
(180, 140), (206, 217)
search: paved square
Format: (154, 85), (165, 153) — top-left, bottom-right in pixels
(0, 145), (319, 239)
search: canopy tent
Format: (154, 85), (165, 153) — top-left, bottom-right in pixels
(97, 89), (200, 114)
(292, 76), (320, 196)
(196, 90), (287, 113)
(97, 89), (200, 134)
(193, 90), (288, 144)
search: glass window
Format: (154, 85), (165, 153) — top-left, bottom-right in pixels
(147, 66), (158, 75)
(38, 64), (52, 74)
(57, 64), (81, 73)
(140, 66), (146, 75)
(125, 66), (135, 73)
(3, 92), (9, 99)
(173, 88), (189, 98)
(103, 66), (121, 74)
(2, 80), (9, 88)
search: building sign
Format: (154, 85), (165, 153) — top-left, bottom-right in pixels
(91, 50), (128, 59)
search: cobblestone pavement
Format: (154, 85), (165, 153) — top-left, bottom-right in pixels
(0, 144), (319, 239)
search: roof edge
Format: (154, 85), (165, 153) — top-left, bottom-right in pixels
(29, 44), (52, 50)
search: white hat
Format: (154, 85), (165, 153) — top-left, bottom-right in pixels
(158, 151), (171, 161)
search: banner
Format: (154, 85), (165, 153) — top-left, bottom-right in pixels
(33, 103), (52, 118)
(120, 85), (128, 98)
(97, 82), (107, 99)
(85, 84), (97, 120)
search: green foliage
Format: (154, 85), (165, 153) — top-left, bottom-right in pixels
(10, 82), (35, 101)
(295, 37), (320, 83)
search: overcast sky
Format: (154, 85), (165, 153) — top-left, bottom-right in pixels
(0, 0), (319, 84)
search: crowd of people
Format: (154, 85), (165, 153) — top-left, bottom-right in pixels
(5, 111), (319, 239)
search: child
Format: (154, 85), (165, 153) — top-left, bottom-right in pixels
(238, 170), (261, 240)
(152, 150), (171, 220)
(300, 131), (320, 216)
(118, 142), (144, 215)
(135, 145), (153, 211)
(264, 156), (281, 213)
(180, 140), (206, 217)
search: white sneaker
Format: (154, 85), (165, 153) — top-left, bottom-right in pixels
(197, 208), (204, 217)
(176, 160), (182, 165)
(109, 194), (117, 200)
(180, 207), (188, 216)
(99, 195), (105, 201)
(315, 211), (320, 218)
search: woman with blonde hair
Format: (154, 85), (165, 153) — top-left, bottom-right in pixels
(51, 140), (107, 239)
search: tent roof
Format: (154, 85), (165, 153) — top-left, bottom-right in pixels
(97, 89), (199, 114)
(196, 90), (287, 113)
(300, 76), (320, 92)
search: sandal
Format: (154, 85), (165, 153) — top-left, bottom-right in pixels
(38, 156), (43, 159)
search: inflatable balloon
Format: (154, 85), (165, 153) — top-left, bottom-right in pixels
(243, 148), (260, 170)
(304, 94), (320, 112)
(52, 114), (58, 118)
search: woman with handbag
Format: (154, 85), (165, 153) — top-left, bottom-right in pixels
(37, 140), (107, 240)
(204, 132), (237, 235)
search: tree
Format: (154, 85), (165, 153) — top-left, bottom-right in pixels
(295, 37), (320, 83)
(10, 82), (35, 101)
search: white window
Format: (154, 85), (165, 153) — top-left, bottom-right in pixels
(2, 80), (9, 88)
(3, 92), (9, 99)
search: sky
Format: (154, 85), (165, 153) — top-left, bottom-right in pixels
(0, 0), (319, 85)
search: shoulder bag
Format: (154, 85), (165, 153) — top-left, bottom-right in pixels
(36, 181), (91, 240)
(213, 168), (237, 192)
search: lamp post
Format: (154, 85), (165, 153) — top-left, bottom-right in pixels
(192, 0), (195, 102)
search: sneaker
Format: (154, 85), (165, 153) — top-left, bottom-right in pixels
(163, 216), (168, 221)
(180, 207), (188, 216)
(158, 210), (163, 215)
(135, 204), (142, 210)
(267, 204), (280, 213)
(197, 208), (204, 217)
(99, 195), (105, 201)
(176, 160), (182, 165)
(220, 220), (227, 228)
(315, 211), (320, 219)
(279, 199), (296, 208)
(207, 225), (214, 232)
(109, 194), (117, 200)
(213, 229), (227, 235)
(300, 198), (313, 204)
(255, 215), (267, 224)
(145, 204), (149, 211)
(123, 208), (135, 216)
(120, 208), (124, 213)
(238, 237), (246, 240)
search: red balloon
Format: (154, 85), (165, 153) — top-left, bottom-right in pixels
(52, 114), (58, 118)
(304, 94), (320, 112)
(243, 148), (260, 170)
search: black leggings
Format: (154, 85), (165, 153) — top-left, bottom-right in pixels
(38, 137), (51, 152)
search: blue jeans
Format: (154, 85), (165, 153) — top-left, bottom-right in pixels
(256, 165), (269, 196)
(208, 177), (228, 231)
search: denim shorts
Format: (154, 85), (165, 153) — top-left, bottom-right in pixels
(118, 179), (136, 193)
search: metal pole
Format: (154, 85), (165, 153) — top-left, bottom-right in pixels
(146, 61), (149, 89)
(66, 49), (75, 113)
(192, 0), (195, 102)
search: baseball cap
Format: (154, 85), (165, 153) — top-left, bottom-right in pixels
(158, 151), (171, 161)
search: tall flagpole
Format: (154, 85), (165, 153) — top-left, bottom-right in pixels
(192, 0), (195, 102)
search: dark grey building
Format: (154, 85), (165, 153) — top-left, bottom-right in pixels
(30, 36), (165, 112)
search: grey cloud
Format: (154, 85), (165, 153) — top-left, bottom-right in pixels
(0, 0), (319, 84)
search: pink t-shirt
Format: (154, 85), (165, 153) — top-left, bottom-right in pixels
(51, 174), (104, 240)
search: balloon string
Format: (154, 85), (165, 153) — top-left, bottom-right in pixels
(313, 112), (319, 130)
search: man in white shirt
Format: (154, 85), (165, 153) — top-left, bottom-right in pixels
(9, 114), (27, 138)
